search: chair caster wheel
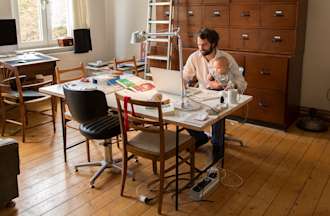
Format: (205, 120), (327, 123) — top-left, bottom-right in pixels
(75, 168), (78, 172)
(132, 177), (136, 181)
(90, 184), (95, 188)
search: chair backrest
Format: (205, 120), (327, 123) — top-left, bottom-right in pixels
(63, 85), (108, 123)
(113, 56), (138, 75)
(0, 62), (24, 103)
(115, 93), (166, 154)
(55, 63), (86, 84)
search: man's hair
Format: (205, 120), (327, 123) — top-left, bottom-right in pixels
(197, 28), (220, 48)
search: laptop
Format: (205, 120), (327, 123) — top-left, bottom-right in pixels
(150, 67), (183, 95)
(150, 67), (201, 96)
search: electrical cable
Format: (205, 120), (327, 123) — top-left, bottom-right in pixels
(135, 171), (192, 204)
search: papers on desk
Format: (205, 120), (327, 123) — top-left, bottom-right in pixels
(64, 80), (121, 95)
(182, 111), (210, 127)
(87, 61), (112, 68)
(116, 76), (155, 92)
(189, 90), (220, 102)
(18, 53), (43, 61)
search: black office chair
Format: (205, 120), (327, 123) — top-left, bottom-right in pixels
(63, 85), (132, 188)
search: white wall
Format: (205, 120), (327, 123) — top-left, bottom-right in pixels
(0, 0), (12, 18)
(0, 0), (113, 68)
(301, 0), (330, 111)
(112, 0), (147, 59)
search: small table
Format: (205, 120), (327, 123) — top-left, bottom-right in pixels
(0, 52), (59, 82)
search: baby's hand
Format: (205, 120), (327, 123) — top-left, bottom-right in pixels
(207, 80), (221, 90)
(207, 73), (214, 81)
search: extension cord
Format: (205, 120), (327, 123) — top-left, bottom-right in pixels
(190, 167), (219, 201)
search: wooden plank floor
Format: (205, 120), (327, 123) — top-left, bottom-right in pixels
(0, 111), (329, 216)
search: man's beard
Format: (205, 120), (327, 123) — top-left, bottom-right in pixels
(200, 45), (215, 56)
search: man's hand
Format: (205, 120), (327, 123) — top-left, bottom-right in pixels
(207, 80), (222, 90)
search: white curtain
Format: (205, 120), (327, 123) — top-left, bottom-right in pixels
(72, 0), (90, 29)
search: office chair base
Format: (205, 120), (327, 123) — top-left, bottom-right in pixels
(225, 135), (244, 147)
(74, 159), (134, 188)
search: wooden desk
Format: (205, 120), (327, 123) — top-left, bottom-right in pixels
(39, 75), (253, 211)
(0, 52), (59, 82)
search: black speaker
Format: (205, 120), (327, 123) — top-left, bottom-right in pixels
(74, 28), (92, 53)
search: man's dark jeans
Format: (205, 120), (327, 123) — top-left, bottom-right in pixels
(186, 121), (223, 158)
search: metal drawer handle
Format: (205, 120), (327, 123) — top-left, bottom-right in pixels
(240, 11), (251, 17)
(165, 11), (170, 17)
(258, 101), (269, 108)
(272, 36), (282, 43)
(274, 10), (284, 17)
(188, 32), (194, 38)
(213, 10), (221, 17)
(260, 69), (271, 75)
(188, 10), (194, 16)
(241, 34), (249, 40)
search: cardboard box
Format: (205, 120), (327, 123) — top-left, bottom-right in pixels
(57, 37), (74, 47)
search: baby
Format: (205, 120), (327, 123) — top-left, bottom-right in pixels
(207, 56), (234, 90)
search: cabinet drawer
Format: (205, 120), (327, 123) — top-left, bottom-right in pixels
(177, 0), (202, 4)
(203, 5), (229, 27)
(178, 6), (202, 26)
(261, 0), (297, 2)
(259, 29), (296, 53)
(18, 62), (56, 80)
(216, 28), (230, 49)
(204, 0), (230, 3)
(261, 4), (297, 28)
(231, 0), (259, 2)
(246, 88), (285, 124)
(230, 4), (260, 27)
(245, 55), (288, 91)
(230, 29), (259, 51)
(181, 26), (199, 48)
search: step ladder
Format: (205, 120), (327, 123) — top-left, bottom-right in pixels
(144, 0), (174, 79)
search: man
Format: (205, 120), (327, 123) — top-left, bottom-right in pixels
(183, 28), (247, 161)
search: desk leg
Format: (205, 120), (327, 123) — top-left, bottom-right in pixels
(219, 118), (225, 168)
(60, 99), (67, 163)
(175, 125), (179, 210)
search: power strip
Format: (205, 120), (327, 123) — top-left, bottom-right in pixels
(190, 167), (219, 201)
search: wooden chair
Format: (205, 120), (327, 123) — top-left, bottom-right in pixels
(55, 62), (86, 84)
(113, 56), (142, 76)
(115, 93), (195, 214)
(0, 62), (56, 142)
(55, 63), (91, 162)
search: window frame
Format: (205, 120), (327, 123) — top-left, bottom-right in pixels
(11, 0), (73, 49)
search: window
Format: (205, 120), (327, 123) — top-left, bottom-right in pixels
(12, 0), (73, 48)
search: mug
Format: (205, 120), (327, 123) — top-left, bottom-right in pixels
(96, 60), (103, 66)
(228, 89), (238, 104)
